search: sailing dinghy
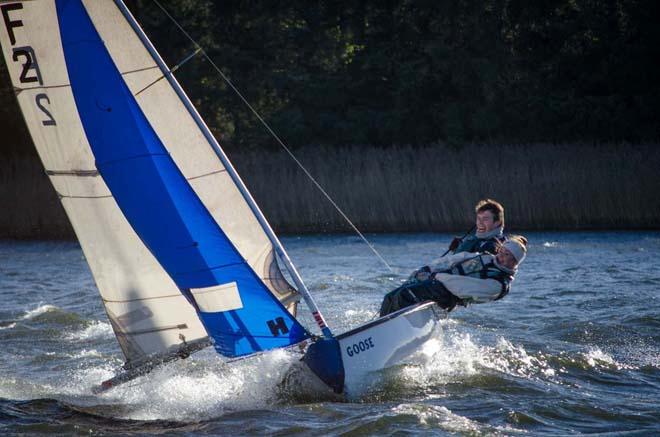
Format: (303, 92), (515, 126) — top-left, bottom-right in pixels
(0, 0), (441, 397)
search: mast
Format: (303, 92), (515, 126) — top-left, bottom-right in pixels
(113, 0), (333, 338)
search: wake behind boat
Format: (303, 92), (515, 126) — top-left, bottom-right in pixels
(0, 0), (441, 397)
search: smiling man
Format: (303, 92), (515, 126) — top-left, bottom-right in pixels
(379, 236), (527, 316)
(450, 199), (506, 255)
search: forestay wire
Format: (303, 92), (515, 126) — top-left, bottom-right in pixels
(151, 0), (394, 273)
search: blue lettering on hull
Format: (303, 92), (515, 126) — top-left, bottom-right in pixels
(346, 337), (375, 357)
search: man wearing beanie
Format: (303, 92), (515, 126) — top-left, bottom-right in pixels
(448, 199), (507, 255)
(379, 236), (527, 316)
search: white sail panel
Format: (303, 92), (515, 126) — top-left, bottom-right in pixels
(80, 0), (299, 311)
(0, 0), (207, 364)
(104, 295), (206, 358)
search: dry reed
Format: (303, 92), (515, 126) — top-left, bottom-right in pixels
(1, 143), (659, 239)
(0, 155), (71, 239)
(233, 143), (660, 232)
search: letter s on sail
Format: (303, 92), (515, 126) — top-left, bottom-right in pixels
(36, 94), (56, 126)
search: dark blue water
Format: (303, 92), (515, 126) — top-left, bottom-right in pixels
(1, 232), (659, 435)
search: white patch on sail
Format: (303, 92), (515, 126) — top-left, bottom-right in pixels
(191, 282), (244, 313)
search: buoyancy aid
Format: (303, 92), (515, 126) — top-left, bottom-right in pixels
(453, 227), (505, 255)
(435, 254), (513, 300)
(383, 253), (515, 316)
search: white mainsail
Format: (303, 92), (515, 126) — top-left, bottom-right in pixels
(0, 0), (298, 367)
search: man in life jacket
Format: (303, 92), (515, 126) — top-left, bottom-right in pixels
(448, 199), (506, 255)
(379, 236), (527, 316)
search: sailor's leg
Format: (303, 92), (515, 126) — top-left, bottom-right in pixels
(379, 283), (421, 316)
(424, 280), (461, 311)
(379, 280), (462, 316)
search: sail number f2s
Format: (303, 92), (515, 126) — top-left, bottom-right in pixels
(2, 3), (57, 126)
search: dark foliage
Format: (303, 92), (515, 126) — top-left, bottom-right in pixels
(118, 0), (660, 148)
(2, 0), (659, 151)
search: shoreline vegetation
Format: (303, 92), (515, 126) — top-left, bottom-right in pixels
(1, 1), (659, 239)
(1, 143), (658, 239)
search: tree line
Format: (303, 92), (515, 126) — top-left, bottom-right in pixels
(127, 0), (660, 149)
(2, 0), (659, 154)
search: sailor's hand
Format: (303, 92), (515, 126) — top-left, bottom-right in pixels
(448, 237), (461, 251)
(415, 271), (430, 281)
(411, 265), (431, 281)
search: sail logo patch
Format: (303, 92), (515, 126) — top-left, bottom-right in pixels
(117, 306), (153, 326)
(190, 282), (243, 313)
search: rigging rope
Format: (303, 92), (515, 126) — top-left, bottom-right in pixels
(151, 0), (394, 273)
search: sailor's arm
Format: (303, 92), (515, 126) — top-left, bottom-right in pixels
(452, 234), (478, 254)
(410, 252), (477, 282)
(433, 273), (506, 303)
(428, 252), (476, 272)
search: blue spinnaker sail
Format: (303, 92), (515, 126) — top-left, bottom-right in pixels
(56, 0), (309, 357)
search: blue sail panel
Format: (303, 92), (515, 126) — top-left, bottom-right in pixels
(56, 0), (309, 357)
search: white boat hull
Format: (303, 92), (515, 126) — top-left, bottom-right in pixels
(303, 302), (441, 397)
(338, 302), (440, 396)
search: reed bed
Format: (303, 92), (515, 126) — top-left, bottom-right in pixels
(0, 155), (71, 239)
(1, 143), (659, 239)
(234, 143), (660, 232)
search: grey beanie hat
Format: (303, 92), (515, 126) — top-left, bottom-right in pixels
(503, 238), (527, 264)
